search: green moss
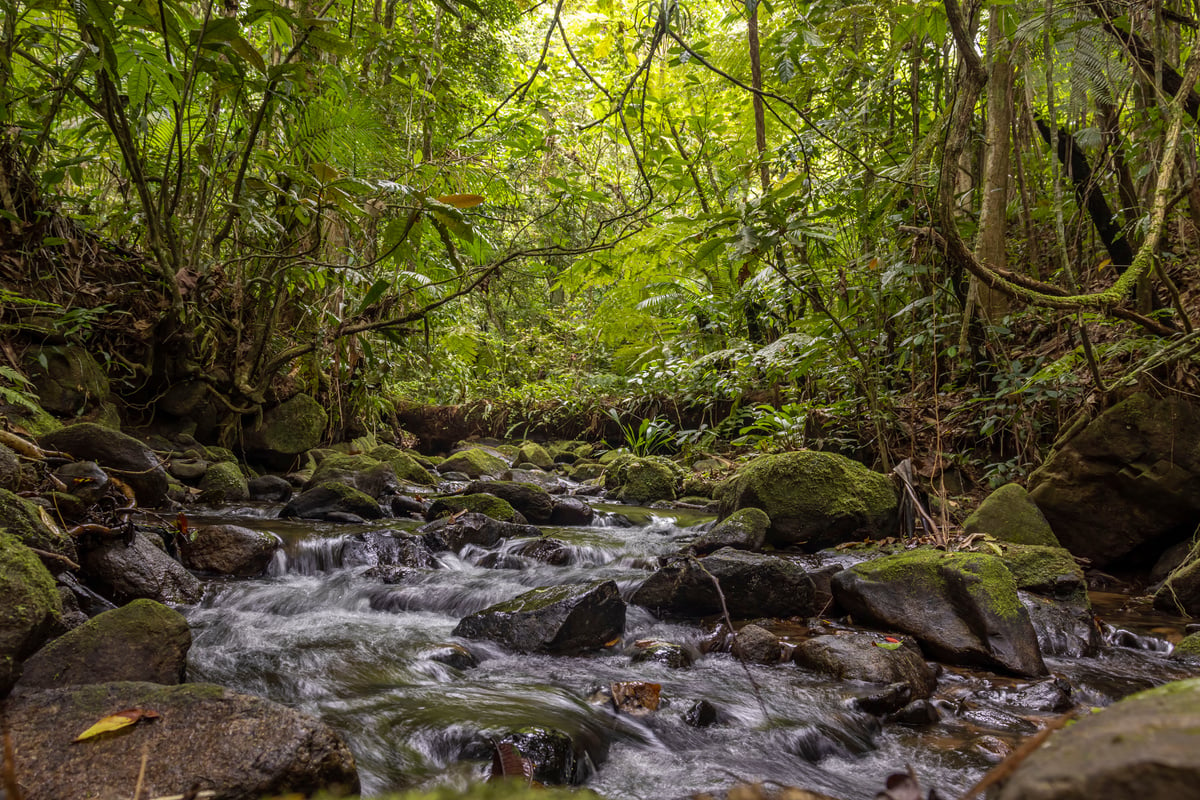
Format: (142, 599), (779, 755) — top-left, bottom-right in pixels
(516, 442), (555, 469)
(1172, 634), (1200, 660)
(248, 394), (328, 455)
(429, 493), (522, 523)
(851, 547), (1025, 620)
(7, 404), (62, 436)
(440, 448), (509, 478)
(204, 445), (239, 463)
(368, 445), (437, 486)
(0, 531), (63, 691)
(963, 483), (1060, 546)
(997, 543), (1087, 603)
(312, 481), (382, 517)
(486, 582), (599, 613)
(0, 488), (76, 560)
(1130, 676), (1200, 700)
(199, 461), (249, 501)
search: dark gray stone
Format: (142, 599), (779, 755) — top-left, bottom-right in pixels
(631, 548), (817, 619)
(180, 524), (281, 576)
(453, 580), (625, 655)
(39, 424), (169, 507)
(793, 633), (937, 698)
(81, 532), (204, 605)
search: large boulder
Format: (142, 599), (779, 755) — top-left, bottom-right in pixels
(343, 530), (435, 569)
(427, 493), (526, 524)
(995, 678), (1200, 800)
(0, 488), (77, 562)
(0, 443), (22, 491)
(244, 394), (328, 469)
(198, 461), (250, 502)
(24, 344), (110, 416)
(1029, 393), (1200, 567)
(465, 480), (555, 523)
(964, 483), (1060, 546)
(437, 447), (509, 478)
(831, 548), (1047, 677)
(995, 543), (1088, 603)
(180, 524), (282, 576)
(3, 681), (359, 800)
(516, 442), (556, 470)
(368, 444), (437, 486)
(604, 455), (682, 505)
(550, 496), (595, 526)
(306, 454), (398, 500)
(81, 532), (204, 605)
(280, 482), (384, 522)
(39, 423), (169, 507)
(15, 599), (190, 690)
(690, 507), (770, 554)
(452, 580), (625, 654)
(793, 632), (937, 699)
(715, 451), (898, 549)
(631, 547), (817, 619)
(0, 533), (62, 696)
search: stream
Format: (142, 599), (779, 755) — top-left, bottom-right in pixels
(183, 502), (1197, 800)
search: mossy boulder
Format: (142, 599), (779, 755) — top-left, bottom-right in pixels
(39, 423), (170, 507)
(831, 548), (1046, 677)
(452, 580), (625, 654)
(516, 442), (555, 470)
(465, 480), (554, 523)
(306, 454), (397, 499)
(1171, 633), (1200, 660)
(1154, 554), (1200, 617)
(964, 483), (1059, 546)
(427, 493), (525, 524)
(0, 488), (77, 562)
(793, 632), (937, 698)
(180, 524), (282, 576)
(16, 599), (191, 689)
(438, 447), (510, 479)
(604, 454), (683, 505)
(198, 461), (250, 502)
(24, 344), (110, 416)
(995, 677), (1200, 800)
(280, 482), (384, 522)
(244, 394), (328, 469)
(0, 532), (62, 696)
(689, 507), (770, 554)
(995, 543), (1087, 603)
(0, 443), (22, 491)
(368, 444), (437, 486)
(715, 451), (898, 549)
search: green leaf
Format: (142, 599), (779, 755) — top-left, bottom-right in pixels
(357, 279), (390, 314)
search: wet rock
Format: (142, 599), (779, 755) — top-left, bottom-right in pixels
(964, 483), (1060, 546)
(368, 444), (438, 486)
(343, 530), (435, 569)
(54, 460), (110, 503)
(1028, 393), (1200, 568)
(611, 680), (661, 714)
(604, 455), (683, 504)
(452, 580), (625, 655)
(419, 512), (542, 552)
(1151, 540), (1193, 586)
(690, 507), (770, 554)
(629, 640), (692, 668)
(851, 682), (913, 715)
(168, 457), (209, 482)
(831, 548), (1047, 677)
(886, 699), (940, 726)
(516, 537), (571, 565)
(180, 524), (282, 576)
(426, 643), (478, 669)
(998, 544), (1088, 602)
(437, 447), (510, 478)
(427, 492), (527, 524)
(0, 488), (77, 562)
(631, 548), (817, 619)
(1023, 595), (1103, 658)
(81, 532), (204, 605)
(793, 633), (937, 698)
(979, 677), (1074, 713)
(198, 461), (249, 502)
(244, 393), (329, 469)
(24, 343), (109, 416)
(248, 474), (294, 502)
(684, 699), (718, 727)
(1171, 632), (1200, 660)
(516, 442), (556, 470)
(1154, 553), (1200, 616)
(0, 533), (62, 696)
(390, 493), (429, 518)
(499, 727), (586, 785)
(306, 454), (398, 500)
(995, 678), (1200, 800)
(551, 496), (596, 526)
(4, 681), (359, 800)
(39, 423), (170, 507)
(715, 451), (898, 549)
(15, 600), (190, 690)
(733, 624), (783, 664)
(465, 480), (555, 523)
(280, 481), (384, 521)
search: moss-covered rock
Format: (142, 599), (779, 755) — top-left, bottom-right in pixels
(604, 455), (683, 505)
(368, 444), (437, 486)
(0, 532), (63, 695)
(280, 481), (384, 521)
(1154, 554), (1200, 617)
(716, 451), (898, 549)
(0, 443), (21, 492)
(244, 394), (328, 468)
(39, 423), (170, 507)
(307, 454), (397, 499)
(16, 599), (191, 689)
(465, 480), (554, 523)
(198, 461), (250, 502)
(438, 447), (509, 479)
(205, 445), (240, 464)
(24, 344), (110, 416)
(453, 580), (625, 654)
(567, 462), (605, 482)
(964, 483), (1059, 546)
(1171, 632), (1200, 660)
(995, 543), (1087, 603)
(427, 493), (525, 524)
(0, 488), (76, 562)
(690, 507), (769, 554)
(516, 442), (555, 470)
(831, 548), (1046, 676)
(5, 404), (62, 437)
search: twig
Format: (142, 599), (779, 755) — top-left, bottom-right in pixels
(3, 726), (22, 800)
(27, 547), (80, 572)
(133, 746), (149, 800)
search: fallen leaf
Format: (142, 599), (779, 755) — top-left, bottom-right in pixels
(611, 681), (661, 714)
(488, 740), (533, 783)
(872, 640), (903, 651)
(74, 709), (160, 742)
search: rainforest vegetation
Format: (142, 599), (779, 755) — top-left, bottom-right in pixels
(3, 0), (1200, 483)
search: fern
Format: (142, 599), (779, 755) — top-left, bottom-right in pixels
(0, 365), (42, 413)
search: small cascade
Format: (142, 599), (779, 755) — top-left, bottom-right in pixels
(279, 535), (348, 575)
(1103, 623), (1173, 653)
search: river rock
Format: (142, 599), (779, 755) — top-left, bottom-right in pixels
(243, 393), (329, 469)
(15, 599), (190, 690)
(964, 483), (1060, 546)
(39, 423), (170, 507)
(792, 633), (936, 698)
(1154, 554), (1200, 616)
(715, 451), (898, 549)
(24, 343), (110, 416)
(996, 544), (1088, 603)
(427, 493), (527, 524)
(248, 474), (293, 501)
(604, 455), (683, 504)
(1028, 393), (1200, 567)
(551, 496), (595, 526)
(81, 531), (204, 605)
(437, 447), (509, 478)
(831, 548), (1047, 677)
(280, 481), (384, 521)
(198, 461), (250, 502)
(0, 487), (77, 562)
(732, 623), (783, 664)
(343, 530), (435, 569)
(3, 681), (359, 799)
(419, 512), (542, 552)
(465, 480), (555, 522)
(367, 444), (437, 486)
(690, 507), (770, 554)
(306, 453), (398, 500)
(631, 547), (817, 619)
(516, 442), (556, 470)
(995, 678), (1200, 800)
(499, 726), (587, 784)
(180, 523), (281, 576)
(629, 640), (692, 668)
(1022, 595), (1103, 658)
(0, 533), (62, 696)
(1171, 632), (1200, 660)
(452, 580), (625, 654)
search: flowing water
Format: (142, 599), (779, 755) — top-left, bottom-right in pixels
(184, 504), (1197, 799)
